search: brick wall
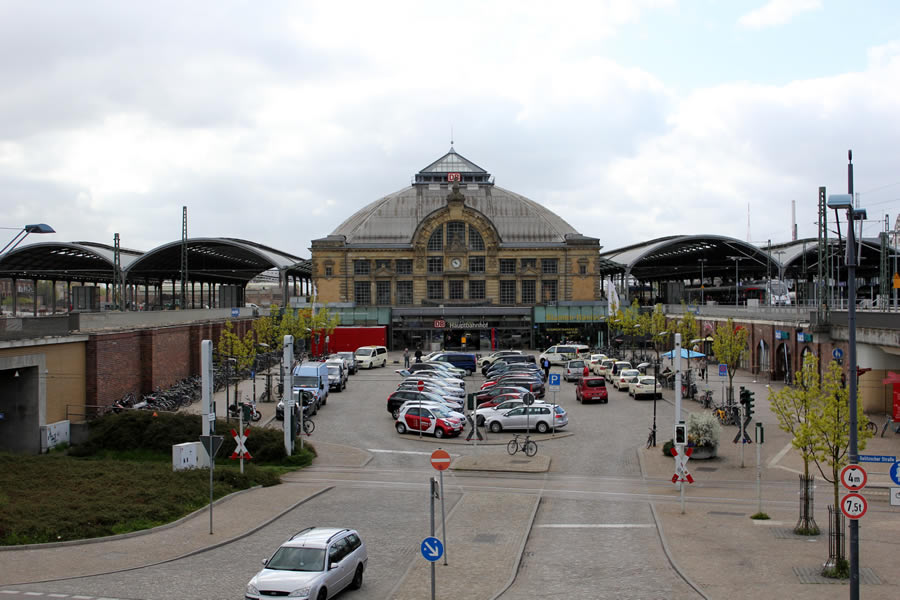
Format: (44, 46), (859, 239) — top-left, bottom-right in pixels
(87, 318), (255, 408)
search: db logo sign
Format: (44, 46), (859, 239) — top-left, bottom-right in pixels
(434, 320), (446, 328)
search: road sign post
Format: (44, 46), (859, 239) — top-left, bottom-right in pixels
(670, 442), (694, 514)
(431, 449), (450, 565)
(755, 423), (764, 514)
(199, 434), (224, 534)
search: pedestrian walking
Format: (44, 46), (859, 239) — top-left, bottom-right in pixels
(542, 357), (551, 382)
(699, 357), (708, 381)
(414, 346), (423, 363)
(403, 347), (410, 368)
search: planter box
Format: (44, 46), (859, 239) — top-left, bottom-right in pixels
(690, 444), (718, 460)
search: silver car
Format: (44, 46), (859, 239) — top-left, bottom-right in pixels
(484, 404), (568, 434)
(335, 351), (358, 374)
(246, 527), (367, 600)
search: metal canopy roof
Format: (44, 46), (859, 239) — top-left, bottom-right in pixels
(0, 241), (143, 283)
(0, 238), (310, 285)
(774, 237), (898, 280)
(600, 235), (776, 281)
(126, 238), (309, 284)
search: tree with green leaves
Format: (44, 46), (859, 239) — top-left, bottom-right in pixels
(612, 299), (642, 360)
(640, 304), (670, 361)
(808, 359), (874, 528)
(711, 318), (748, 403)
(769, 352), (821, 534)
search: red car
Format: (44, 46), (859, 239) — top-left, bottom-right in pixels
(575, 376), (608, 404)
(476, 392), (526, 410)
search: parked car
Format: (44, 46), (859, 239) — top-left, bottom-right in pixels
(609, 361), (633, 380)
(395, 369), (465, 389)
(538, 344), (591, 366)
(629, 376), (662, 399)
(596, 359), (617, 379)
(474, 385), (531, 404)
(588, 354), (608, 375)
(480, 350), (524, 370)
(475, 398), (548, 426)
(429, 352), (478, 376)
(325, 361), (347, 392)
(334, 352), (357, 375)
(292, 362), (329, 409)
(484, 404), (568, 433)
(564, 359), (587, 382)
(482, 376), (545, 398)
(388, 390), (462, 419)
(407, 362), (465, 378)
(397, 379), (465, 398)
(474, 392), (526, 410)
(612, 368), (641, 390)
(245, 527), (367, 600)
(276, 390), (317, 420)
(397, 400), (466, 422)
(575, 376), (608, 403)
(395, 404), (464, 438)
(355, 345), (388, 369)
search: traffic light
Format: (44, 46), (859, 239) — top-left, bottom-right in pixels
(740, 387), (755, 418)
(675, 422), (687, 445)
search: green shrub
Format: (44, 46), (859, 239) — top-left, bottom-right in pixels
(662, 439), (674, 456)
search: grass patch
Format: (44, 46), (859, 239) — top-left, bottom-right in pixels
(0, 412), (316, 545)
(750, 512), (770, 520)
(822, 558), (850, 579)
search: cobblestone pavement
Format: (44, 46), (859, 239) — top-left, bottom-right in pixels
(1, 351), (899, 599)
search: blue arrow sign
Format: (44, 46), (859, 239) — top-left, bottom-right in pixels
(420, 536), (444, 562)
(891, 461), (900, 486)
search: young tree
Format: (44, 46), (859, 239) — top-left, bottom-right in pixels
(808, 359), (874, 526)
(641, 304), (670, 362)
(612, 299), (642, 360)
(711, 318), (748, 403)
(769, 352), (821, 534)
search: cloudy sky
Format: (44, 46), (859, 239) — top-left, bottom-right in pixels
(3, 0), (899, 258)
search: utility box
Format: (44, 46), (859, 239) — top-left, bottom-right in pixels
(172, 441), (209, 471)
(40, 420), (70, 453)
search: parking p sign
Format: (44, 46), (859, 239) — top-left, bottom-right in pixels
(548, 373), (561, 391)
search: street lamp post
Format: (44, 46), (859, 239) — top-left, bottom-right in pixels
(1, 223), (55, 255)
(698, 258), (708, 305)
(828, 184), (866, 599)
(727, 256), (746, 306)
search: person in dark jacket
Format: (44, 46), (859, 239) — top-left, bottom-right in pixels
(414, 347), (423, 363)
(541, 357), (551, 382)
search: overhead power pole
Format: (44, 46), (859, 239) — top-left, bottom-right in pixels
(180, 206), (188, 309)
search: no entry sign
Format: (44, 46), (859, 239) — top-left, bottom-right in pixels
(430, 449), (451, 471)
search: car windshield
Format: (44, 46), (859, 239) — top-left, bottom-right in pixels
(327, 366), (339, 375)
(338, 352), (353, 360)
(621, 370), (639, 378)
(294, 376), (318, 387)
(568, 361), (584, 368)
(267, 546), (325, 572)
(355, 349), (373, 357)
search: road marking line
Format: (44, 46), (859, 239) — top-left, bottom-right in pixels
(752, 520), (786, 526)
(768, 441), (793, 468)
(48, 595), (70, 598)
(535, 523), (654, 528)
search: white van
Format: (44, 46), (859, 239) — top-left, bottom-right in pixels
(538, 344), (591, 366)
(355, 345), (388, 369)
(292, 362), (329, 409)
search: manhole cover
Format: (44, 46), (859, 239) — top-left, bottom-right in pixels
(473, 534), (498, 543)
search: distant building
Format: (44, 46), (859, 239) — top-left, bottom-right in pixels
(310, 148), (608, 351)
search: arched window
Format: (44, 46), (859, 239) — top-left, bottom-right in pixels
(446, 221), (466, 247)
(428, 226), (443, 251)
(469, 226), (485, 250)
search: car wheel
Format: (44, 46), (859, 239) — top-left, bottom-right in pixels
(396, 421), (407, 434)
(476, 415), (485, 426)
(435, 427), (445, 439)
(317, 589), (327, 600)
(350, 564), (364, 590)
(489, 421), (502, 433)
(536, 421), (550, 434)
(391, 408), (400, 419)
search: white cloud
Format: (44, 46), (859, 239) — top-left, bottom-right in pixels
(738, 0), (822, 29)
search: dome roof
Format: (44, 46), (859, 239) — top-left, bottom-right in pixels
(322, 149), (588, 247)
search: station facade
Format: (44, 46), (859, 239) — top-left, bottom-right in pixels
(310, 148), (609, 351)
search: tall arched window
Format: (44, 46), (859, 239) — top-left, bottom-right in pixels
(446, 221), (466, 247)
(469, 226), (484, 250)
(428, 226), (443, 251)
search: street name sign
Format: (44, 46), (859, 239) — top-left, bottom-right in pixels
(858, 454), (896, 463)
(421, 536), (444, 562)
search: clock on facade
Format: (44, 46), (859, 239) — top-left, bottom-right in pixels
(450, 258), (462, 269)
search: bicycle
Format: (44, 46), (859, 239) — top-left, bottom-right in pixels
(300, 417), (315, 435)
(646, 425), (657, 449)
(712, 403), (741, 426)
(507, 433), (537, 457)
(867, 414), (899, 437)
(699, 389), (714, 409)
